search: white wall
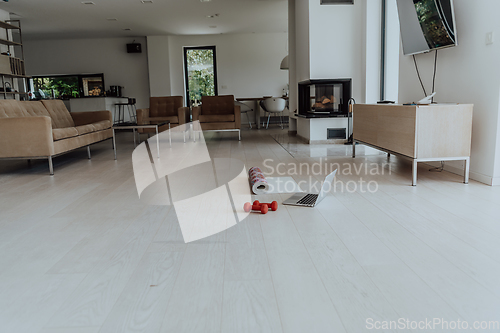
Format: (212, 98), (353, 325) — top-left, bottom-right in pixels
(294, 0), (310, 83)
(308, 0), (366, 103)
(23, 37), (151, 109)
(290, 0), (399, 106)
(147, 36), (171, 97)
(495, 88), (500, 184)
(146, 32), (289, 123)
(171, 33), (288, 100)
(288, 0), (297, 116)
(398, 0), (500, 185)
(363, 0), (382, 103)
(384, 0), (400, 103)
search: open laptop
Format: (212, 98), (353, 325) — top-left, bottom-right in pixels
(283, 170), (337, 207)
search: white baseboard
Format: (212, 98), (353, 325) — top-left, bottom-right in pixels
(425, 161), (494, 186)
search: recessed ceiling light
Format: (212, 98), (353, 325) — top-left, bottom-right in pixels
(81, 1), (95, 5)
(206, 14), (219, 18)
(123, 28), (132, 31)
(107, 18), (118, 21)
(200, 0), (212, 2)
(209, 26), (217, 29)
(141, 0), (153, 3)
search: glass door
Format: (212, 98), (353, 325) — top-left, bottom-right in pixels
(184, 46), (218, 107)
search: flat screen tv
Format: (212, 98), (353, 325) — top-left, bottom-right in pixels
(396, 0), (457, 55)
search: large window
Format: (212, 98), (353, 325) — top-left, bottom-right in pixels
(183, 46), (218, 107)
(31, 73), (105, 99)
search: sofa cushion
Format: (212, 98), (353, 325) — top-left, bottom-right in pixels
(75, 124), (96, 136)
(20, 101), (56, 128)
(53, 127), (79, 141)
(149, 116), (179, 124)
(199, 114), (235, 123)
(201, 95), (235, 115)
(41, 100), (75, 129)
(91, 120), (112, 131)
(0, 100), (28, 118)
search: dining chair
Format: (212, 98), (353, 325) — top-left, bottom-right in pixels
(235, 101), (253, 129)
(259, 97), (287, 129)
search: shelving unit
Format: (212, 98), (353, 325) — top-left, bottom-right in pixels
(0, 20), (30, 100)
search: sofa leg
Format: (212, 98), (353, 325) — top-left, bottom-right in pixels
(87, 146), (91, 159)
(48, 156), (54, 176)
(112, 130), (117, 160)
(238, 129), (241, 141)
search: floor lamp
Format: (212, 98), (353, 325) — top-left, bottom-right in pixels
(344, 98), (356, 145)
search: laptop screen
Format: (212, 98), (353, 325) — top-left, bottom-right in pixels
(316, 170), (337, 204)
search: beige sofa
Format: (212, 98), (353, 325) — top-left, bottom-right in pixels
(0, 99), (113, 175)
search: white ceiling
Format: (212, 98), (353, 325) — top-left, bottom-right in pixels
(0, 0), (288, 40)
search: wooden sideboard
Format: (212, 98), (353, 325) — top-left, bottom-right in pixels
(352, 103), (473, 186)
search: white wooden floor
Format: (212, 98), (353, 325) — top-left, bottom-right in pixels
(1, 129), (499, 333)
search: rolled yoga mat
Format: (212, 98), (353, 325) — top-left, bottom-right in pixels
(248, 167), (269, 195)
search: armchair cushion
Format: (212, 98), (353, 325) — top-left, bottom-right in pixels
(53, 127), (79, 141)
(150, 96), (183, 117)
(149, 116), (179, 124)
(199, 114), (235, 123)
(200, 95), (235, 115)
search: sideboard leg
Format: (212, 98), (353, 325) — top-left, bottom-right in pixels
(464, 157), (470, 184)
(412, 160), (418, 186)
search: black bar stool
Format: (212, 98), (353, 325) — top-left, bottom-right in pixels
(114, 98), (137, 125)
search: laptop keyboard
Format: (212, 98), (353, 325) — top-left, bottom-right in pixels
(296, 193), (319, 207)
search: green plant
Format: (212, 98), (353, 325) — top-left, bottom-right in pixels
(186, 49), (215, 103)
(33, 76), (79, 99)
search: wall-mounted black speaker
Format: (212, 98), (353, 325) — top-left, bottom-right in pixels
(127, 43), (142, 53)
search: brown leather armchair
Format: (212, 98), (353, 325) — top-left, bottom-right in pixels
(192, 95), (241, 140)
(136, 96), (189, 134)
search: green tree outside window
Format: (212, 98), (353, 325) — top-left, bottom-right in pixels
(186, 49), (215, 105)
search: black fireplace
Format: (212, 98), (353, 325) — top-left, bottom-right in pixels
(298, 79), (351, 118)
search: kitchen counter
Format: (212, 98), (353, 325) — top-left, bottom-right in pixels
(69, 97), (129, 123)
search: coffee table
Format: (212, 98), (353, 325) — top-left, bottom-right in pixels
(112, 121), (170, 159)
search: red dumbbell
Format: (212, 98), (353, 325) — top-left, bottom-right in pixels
(244, 202), (269, 214)
(253, 200), (278, 211)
